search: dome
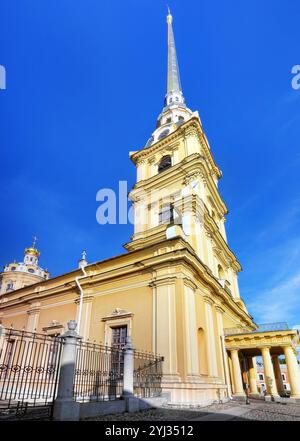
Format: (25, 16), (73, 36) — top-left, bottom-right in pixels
(24, 247), (40, 257)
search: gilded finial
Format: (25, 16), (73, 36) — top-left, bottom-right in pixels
(24, 235), (40, 257)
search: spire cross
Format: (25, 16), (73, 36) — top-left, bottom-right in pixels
(32, 236), (37, 248)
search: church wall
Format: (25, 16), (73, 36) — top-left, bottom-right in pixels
(0, 311), (28, 330)
(88, 283), (153, 351)
(37, 301), (77, 333)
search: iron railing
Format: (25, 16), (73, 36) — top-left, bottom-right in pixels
(73, 341), (124, 402)
(73, 341), (164, 402)
(0, 327), (62, 417)
(134, 350), (164, 398)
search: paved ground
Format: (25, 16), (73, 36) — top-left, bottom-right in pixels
(86, 399), (300, 421)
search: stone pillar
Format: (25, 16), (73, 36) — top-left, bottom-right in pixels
(151, 278), (179, 380)
(261, 347), (279, 398)
(26, 302), (41, 332)
(230, 349), (245, 396)
(183, 280), (199, 378)
(272, 355), (285, 396)
(226, 351), (235, 395)
(283, 345), (300, 398)
(203, 296), (218, 377)
(215, 305), (227, 383)
(215, 306), (232, 397)
(122, 336), (139, 412)
(248, 357), (259, 395)
(53, 320), (82, 421)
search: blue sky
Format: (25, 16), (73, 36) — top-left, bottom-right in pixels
(0, 1), (300, 329)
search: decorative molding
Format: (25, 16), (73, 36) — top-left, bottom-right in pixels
(42, 320), (64, 334)
(203, 295), (214, 306)
(149, 276), (177, 288)
(215, 304), (225, 314)
(74, 295), (94, 305)
(182, 277), (197, 291)
(101, 308), (134, 322)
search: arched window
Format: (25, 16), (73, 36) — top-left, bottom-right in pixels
(218, 264), (225, 280)
(6, 281), (14, 292)
(158, 155), (172, 173)
(158, 129), (170, 141)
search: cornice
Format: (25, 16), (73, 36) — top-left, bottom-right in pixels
(149, 276), (178, 288)
(182, 277), (197, 291)
(131, 153), (227, 216)
(0, 236), (253, 326)
(131, 117), (221, 178)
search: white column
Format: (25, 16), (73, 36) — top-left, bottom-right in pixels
(248, 357), (259, 395)
(272, 355), (285, 396)
(53, 320), (82, 421)
(283, 345), (300, 398)
(230, 349), (245, 396)
(261, 347), (279, 398)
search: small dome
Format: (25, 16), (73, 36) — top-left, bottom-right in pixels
(24, 247), (40, 257)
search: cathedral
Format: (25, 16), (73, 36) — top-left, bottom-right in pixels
(1, 11), (300, 405)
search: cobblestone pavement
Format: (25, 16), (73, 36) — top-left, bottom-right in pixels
(232, 401), (300, 421)
(85, 400), (300, 421)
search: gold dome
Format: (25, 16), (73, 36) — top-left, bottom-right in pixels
(25, 247), (40, 257)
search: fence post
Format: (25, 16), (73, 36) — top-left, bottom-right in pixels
(53, 320), (82, 421)
(122, 336), (139, 412)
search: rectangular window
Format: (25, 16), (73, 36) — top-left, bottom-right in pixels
(259, 374), (264, 381)
(111, 326), (127, 375)
(159, 204), (174, 225)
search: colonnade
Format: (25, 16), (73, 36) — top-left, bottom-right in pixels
(228, 346), (300, 399)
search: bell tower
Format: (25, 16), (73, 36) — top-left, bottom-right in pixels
(125, 10), (243, 303)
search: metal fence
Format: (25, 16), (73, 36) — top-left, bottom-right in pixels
(0, 328), (62, 418)
(134, 350), (164, 398)
(73, 340), (164, 402)
(74, 341), (124, 402)
(0, 325), (164, 418)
